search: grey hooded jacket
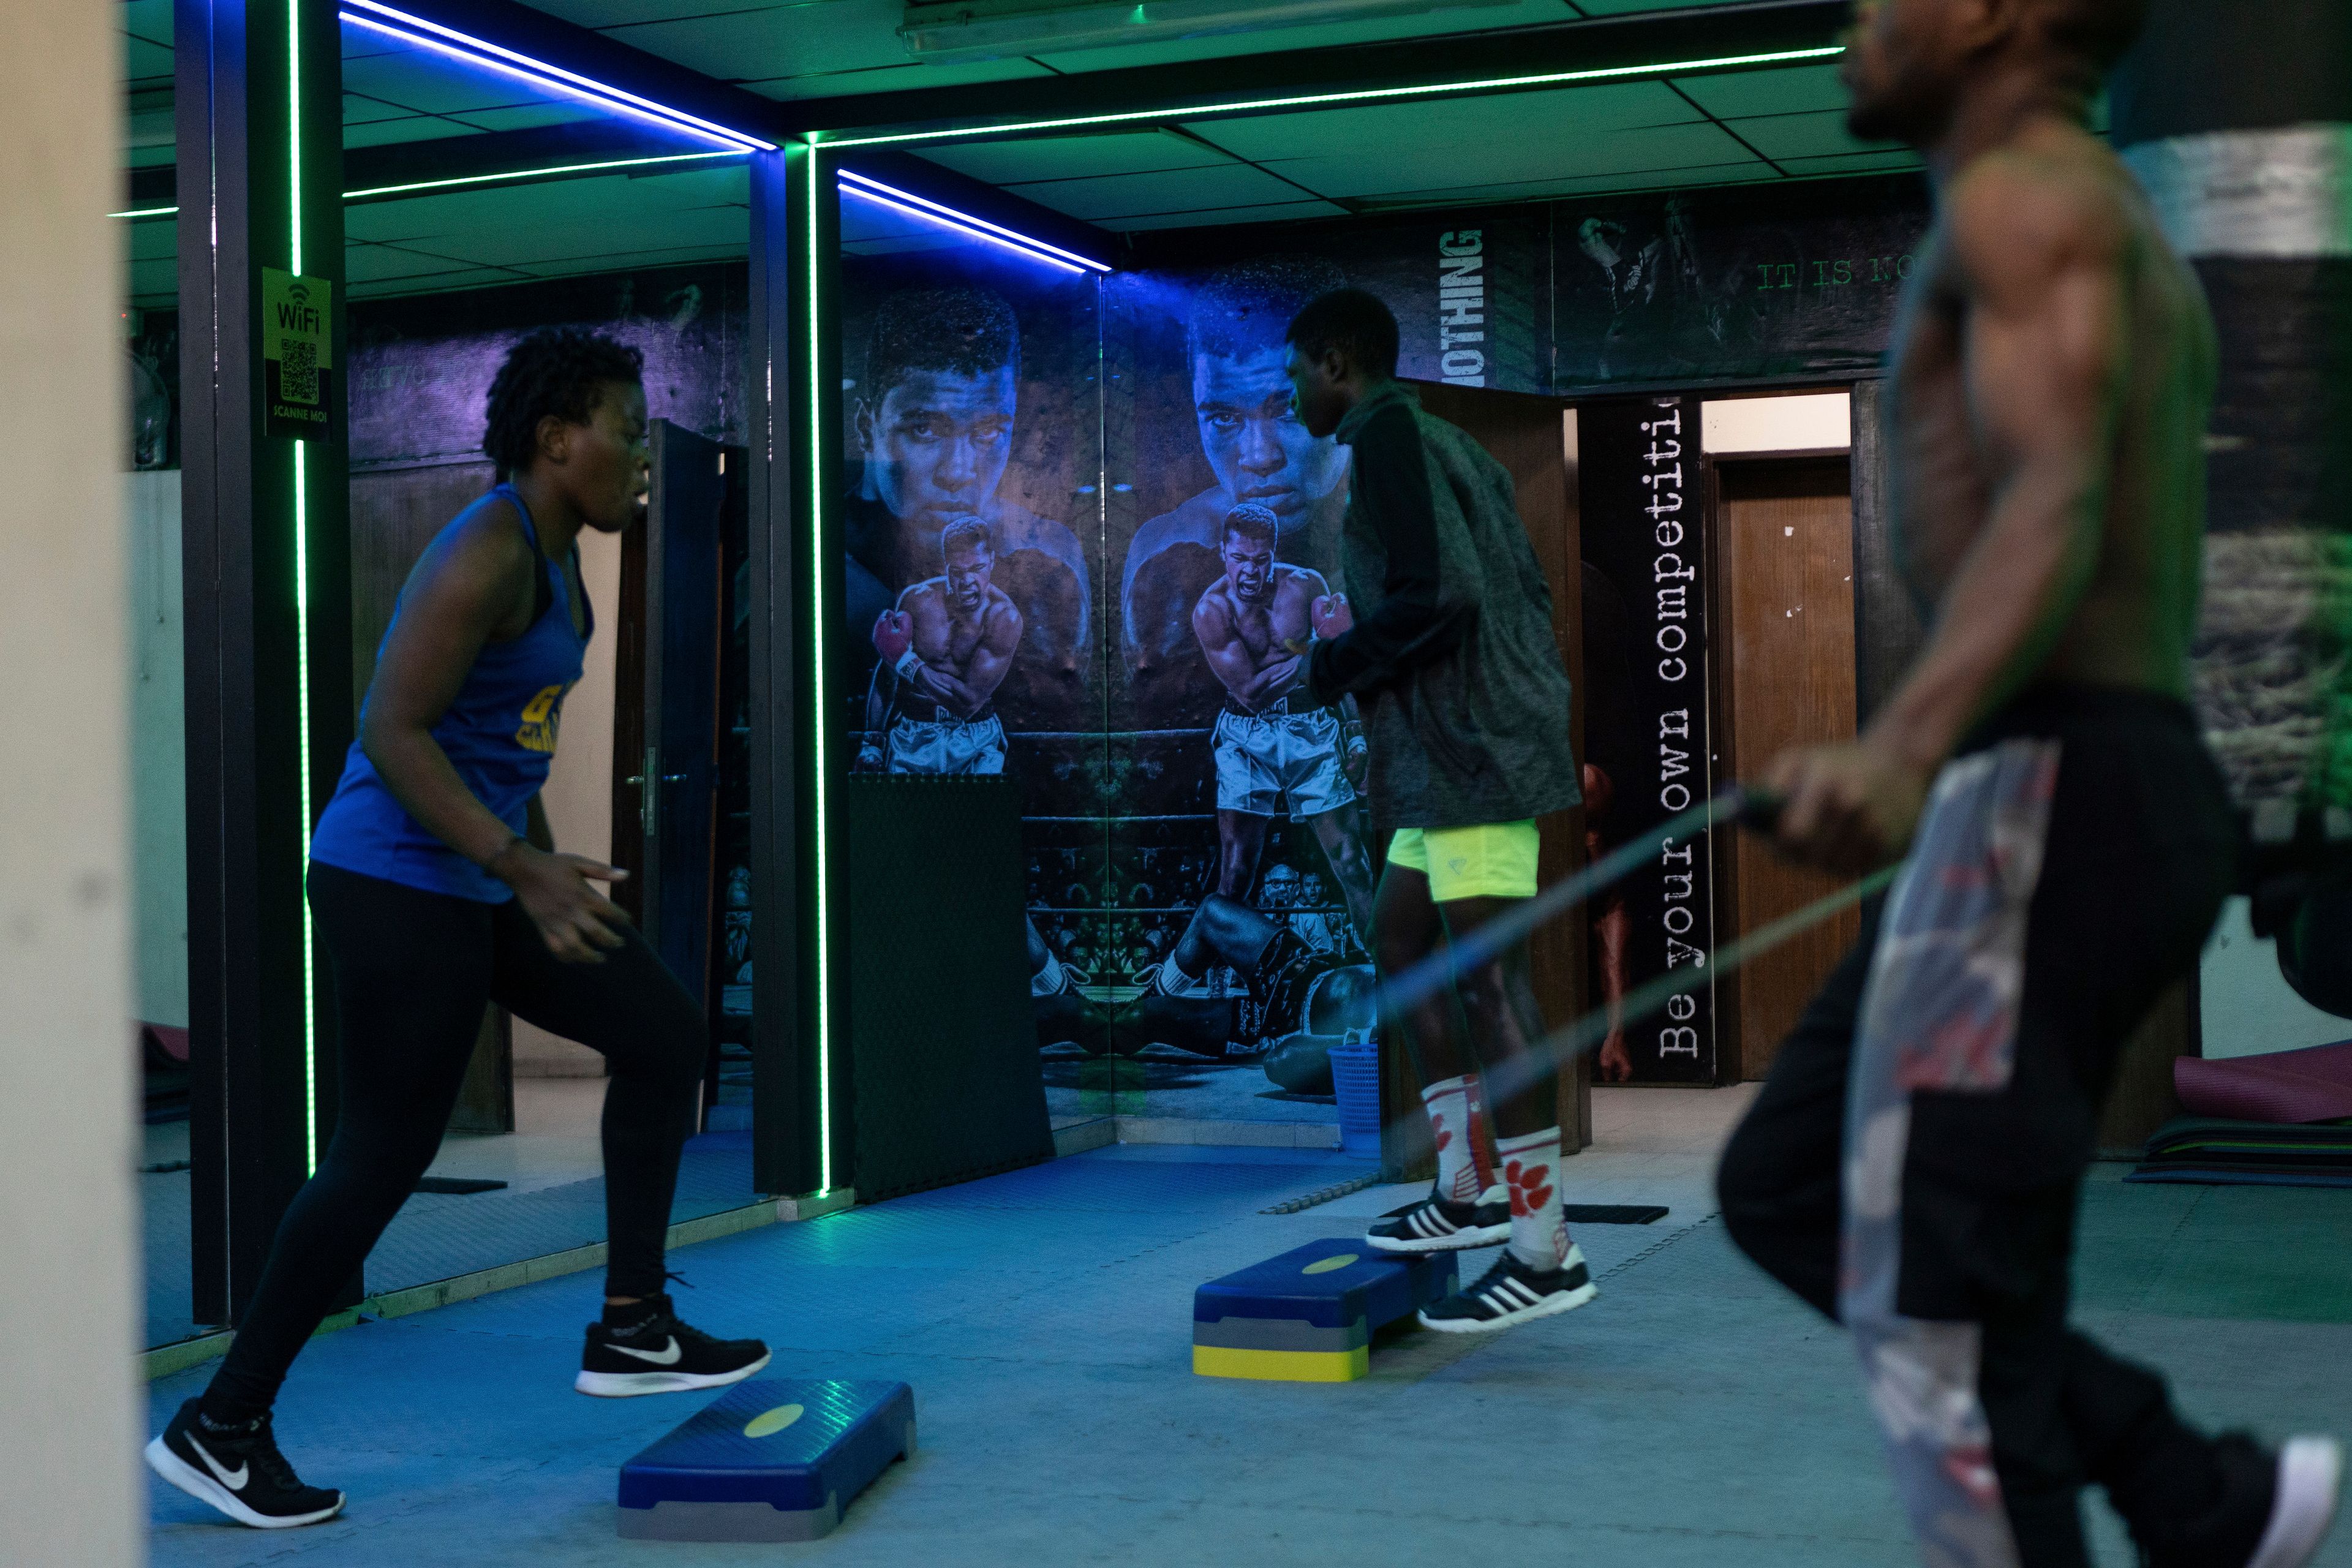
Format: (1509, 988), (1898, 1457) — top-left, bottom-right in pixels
(1302, 381), (1580, 833)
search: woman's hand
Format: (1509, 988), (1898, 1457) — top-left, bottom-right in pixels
(492, 842), (631, 963)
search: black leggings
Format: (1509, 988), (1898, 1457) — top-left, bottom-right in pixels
(203, 862), (706, 1420)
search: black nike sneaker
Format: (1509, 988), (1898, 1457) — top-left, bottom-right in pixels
(1418, 1245), (1597, 1334)
(1366, 1184), (1510, 1253)
(145, 1399), (345, 1530)
(576, 1293), (771, 1398)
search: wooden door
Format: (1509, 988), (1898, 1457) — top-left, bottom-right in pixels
(1714, 456), (1860, 1080)
(612, 420), (728, 1016)
(349, 460), (512, 1132)
(1400, 381), (1592, 1156)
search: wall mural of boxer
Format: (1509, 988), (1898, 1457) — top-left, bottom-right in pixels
(832, 175), (1929, 1128)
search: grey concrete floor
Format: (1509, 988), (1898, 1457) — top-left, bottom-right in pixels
(145, 1087), (2352, 1567)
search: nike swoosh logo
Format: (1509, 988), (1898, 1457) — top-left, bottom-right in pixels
(187, 1433), (249, 1491)
(609, 1336), (682, 1366)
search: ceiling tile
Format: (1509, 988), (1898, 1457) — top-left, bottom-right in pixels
(126, 219), (179, 264)
(598, 3), (884, 80)
(352, 266), (540, 301)
(345, 240), (515, 284)
(1104, 200), (1351, 232)
(1352, 160), (1776, 209)
(123, 34), (175, 84)
(1187, 80), (1699, 164)
(916, 131), (1234, 186)
(1671, 62), (1850, 121)
(349, 168), (751, 243)
(448, 103), (611, 135)
(525, 1), (812, 24)
(345, 116), (482, 149)
(122, 0), (173, 45)
(1000, 162), (1308, 222)
(741, 56), (1053, 100)
(344, 92), (427, 127)
(1261, 119), (1755, 198)
(516, 244), (750, 279)
(128, 265), (179, 306)
(1019, 1), (1561, 74)
(1571, 0), (1769, 12)
(409, 208), (748, 268)
(1778, 151), (1924, 178)
(1725, 109), (1900, 164)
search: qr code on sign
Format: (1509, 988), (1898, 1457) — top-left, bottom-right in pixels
(281, 339), (319, 404)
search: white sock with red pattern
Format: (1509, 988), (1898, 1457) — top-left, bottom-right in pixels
(1420, 1076), (1480, 1203)
(1498, 1126), (1569, 1272)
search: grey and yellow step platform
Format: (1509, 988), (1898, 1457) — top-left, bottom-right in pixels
(1193, 1238), (1457, 1382)
(617, 1378), (914, 1541)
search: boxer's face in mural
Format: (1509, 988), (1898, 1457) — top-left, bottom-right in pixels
(1219, 524), (1275, 606)
(943, 534), (994, 612)
(858, 364), (1017, 529)
(1192, 343), (1349, 522)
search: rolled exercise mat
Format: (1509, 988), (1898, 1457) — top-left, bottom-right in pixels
(2176, 1039), (2352, 1123)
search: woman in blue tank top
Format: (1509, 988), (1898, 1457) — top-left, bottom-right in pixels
(148, 330), (768, 1531)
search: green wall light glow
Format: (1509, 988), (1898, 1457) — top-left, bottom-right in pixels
(292, 0), (321, 1177)
(818, 44), (1846, 148)
(112, 153), (747, 225)
(344, 149), (742, 201)
(802, 143), (835, 1195)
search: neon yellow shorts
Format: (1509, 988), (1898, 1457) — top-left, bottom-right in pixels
(1387, 821), (1540, 902)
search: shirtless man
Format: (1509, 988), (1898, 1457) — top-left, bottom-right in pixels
(1717, 3), (2340, 1565)
(1178, 502), (1373, 951)
(864, 516), (1021, 775)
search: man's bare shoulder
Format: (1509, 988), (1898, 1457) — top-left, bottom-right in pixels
(897, 578), (945, 612)
(1271, 563), (1327, 601)
(982, 584), (1023, 637)
(1943, 129), (2138, 300)
(1192, 578), (1237, 631)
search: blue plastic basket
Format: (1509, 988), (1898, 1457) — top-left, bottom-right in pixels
(1329, 1034), (1382, 1159)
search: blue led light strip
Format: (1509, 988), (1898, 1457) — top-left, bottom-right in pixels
(339, 2), (775, 152)
(837, 170), (1109, 273)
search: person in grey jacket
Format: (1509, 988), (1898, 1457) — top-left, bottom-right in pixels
(1282, 287), (1591, 1332)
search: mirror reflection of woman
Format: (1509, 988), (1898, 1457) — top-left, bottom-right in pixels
(145, 329), (768, 1531)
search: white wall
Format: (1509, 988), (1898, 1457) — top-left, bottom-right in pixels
(0, 0), (143, 1555)
(2201, 898), (2352, 1058)
(127, 470), (187, 1029)
(1702, 391), (1853, 456)
(511, 525), (622, 1077)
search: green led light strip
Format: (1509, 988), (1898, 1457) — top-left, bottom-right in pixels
(110, 151), (748, 223)
(802, 144), (834, 1194)
(292, 0), (321, 1176)
(344, 148), (741, 200)
(817, 43), (1845, 147)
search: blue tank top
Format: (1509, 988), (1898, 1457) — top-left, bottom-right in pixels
(310, 485), (592, 902)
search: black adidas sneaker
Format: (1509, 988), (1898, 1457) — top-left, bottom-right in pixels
(145, 1400), (345, 1530)
(576, 1293), (771, 1397)
(1366, 1184), (1510, 1253)
(1419, 1245), (1597, 1333)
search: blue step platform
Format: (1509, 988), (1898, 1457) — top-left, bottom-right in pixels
(617, 1379), (915, 1541)
(1194, 1239), (1457, 1381)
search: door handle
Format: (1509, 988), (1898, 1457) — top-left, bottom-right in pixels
(625, 745), (694, 840)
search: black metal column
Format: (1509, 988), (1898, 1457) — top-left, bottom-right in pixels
(746, 144), (844, 1199)
(178, 0), (353, 1325)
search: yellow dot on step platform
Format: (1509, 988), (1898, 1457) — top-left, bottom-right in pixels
(743, 1404), (805, 1439)
(1302, 1253), (1358, 1275)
